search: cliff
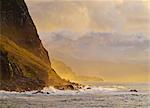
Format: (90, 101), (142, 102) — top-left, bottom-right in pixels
(0, 0), (50, 63)
(0, 0), (70, 91)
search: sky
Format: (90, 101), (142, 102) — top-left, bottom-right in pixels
(26, 0), (150, 35)
(25, 0), (150, 82)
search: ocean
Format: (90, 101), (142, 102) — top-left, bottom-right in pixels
(0, 82), (150, 108)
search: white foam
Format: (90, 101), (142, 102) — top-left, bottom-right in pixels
(41, 85), (125, 95)
(1, 85), (148, 96)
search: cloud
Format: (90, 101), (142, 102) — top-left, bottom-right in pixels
(40, 30), (150, 64)
(84, 0), (150, 34)
(25, 0), (150, 63)
(26, 1), (90, 32)
(25, 0), (150, 36)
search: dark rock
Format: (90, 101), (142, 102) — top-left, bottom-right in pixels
(32, 91), (50, 94)
(130, 89), (138, 92)
(46, 92), (50, 94)
(66, 85), (74, 90)
(87, 87), (91, 89)
(54, 84), (75, 90)
(0, 50), (11, 80)
(32, 90), (44, 94)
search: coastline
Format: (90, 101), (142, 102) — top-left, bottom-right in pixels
(0, 84), (150, 108)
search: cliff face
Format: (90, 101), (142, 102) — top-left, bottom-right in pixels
(0, 0), (65, 91)
(0, 0), (50, 63)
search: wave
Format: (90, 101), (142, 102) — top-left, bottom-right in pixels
(1, 84), (150, 96)
(0, 85), (130, 96)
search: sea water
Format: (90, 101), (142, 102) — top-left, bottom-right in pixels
(0, 82), (150, 108)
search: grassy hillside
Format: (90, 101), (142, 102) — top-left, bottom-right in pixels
(0, 36), (72, 91)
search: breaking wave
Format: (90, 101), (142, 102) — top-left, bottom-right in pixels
(0, 85), (131, 96)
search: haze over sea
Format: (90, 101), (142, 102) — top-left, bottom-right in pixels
(0, 82), (150, 108)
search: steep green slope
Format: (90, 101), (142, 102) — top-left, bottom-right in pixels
(0, 36), (50, 91)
